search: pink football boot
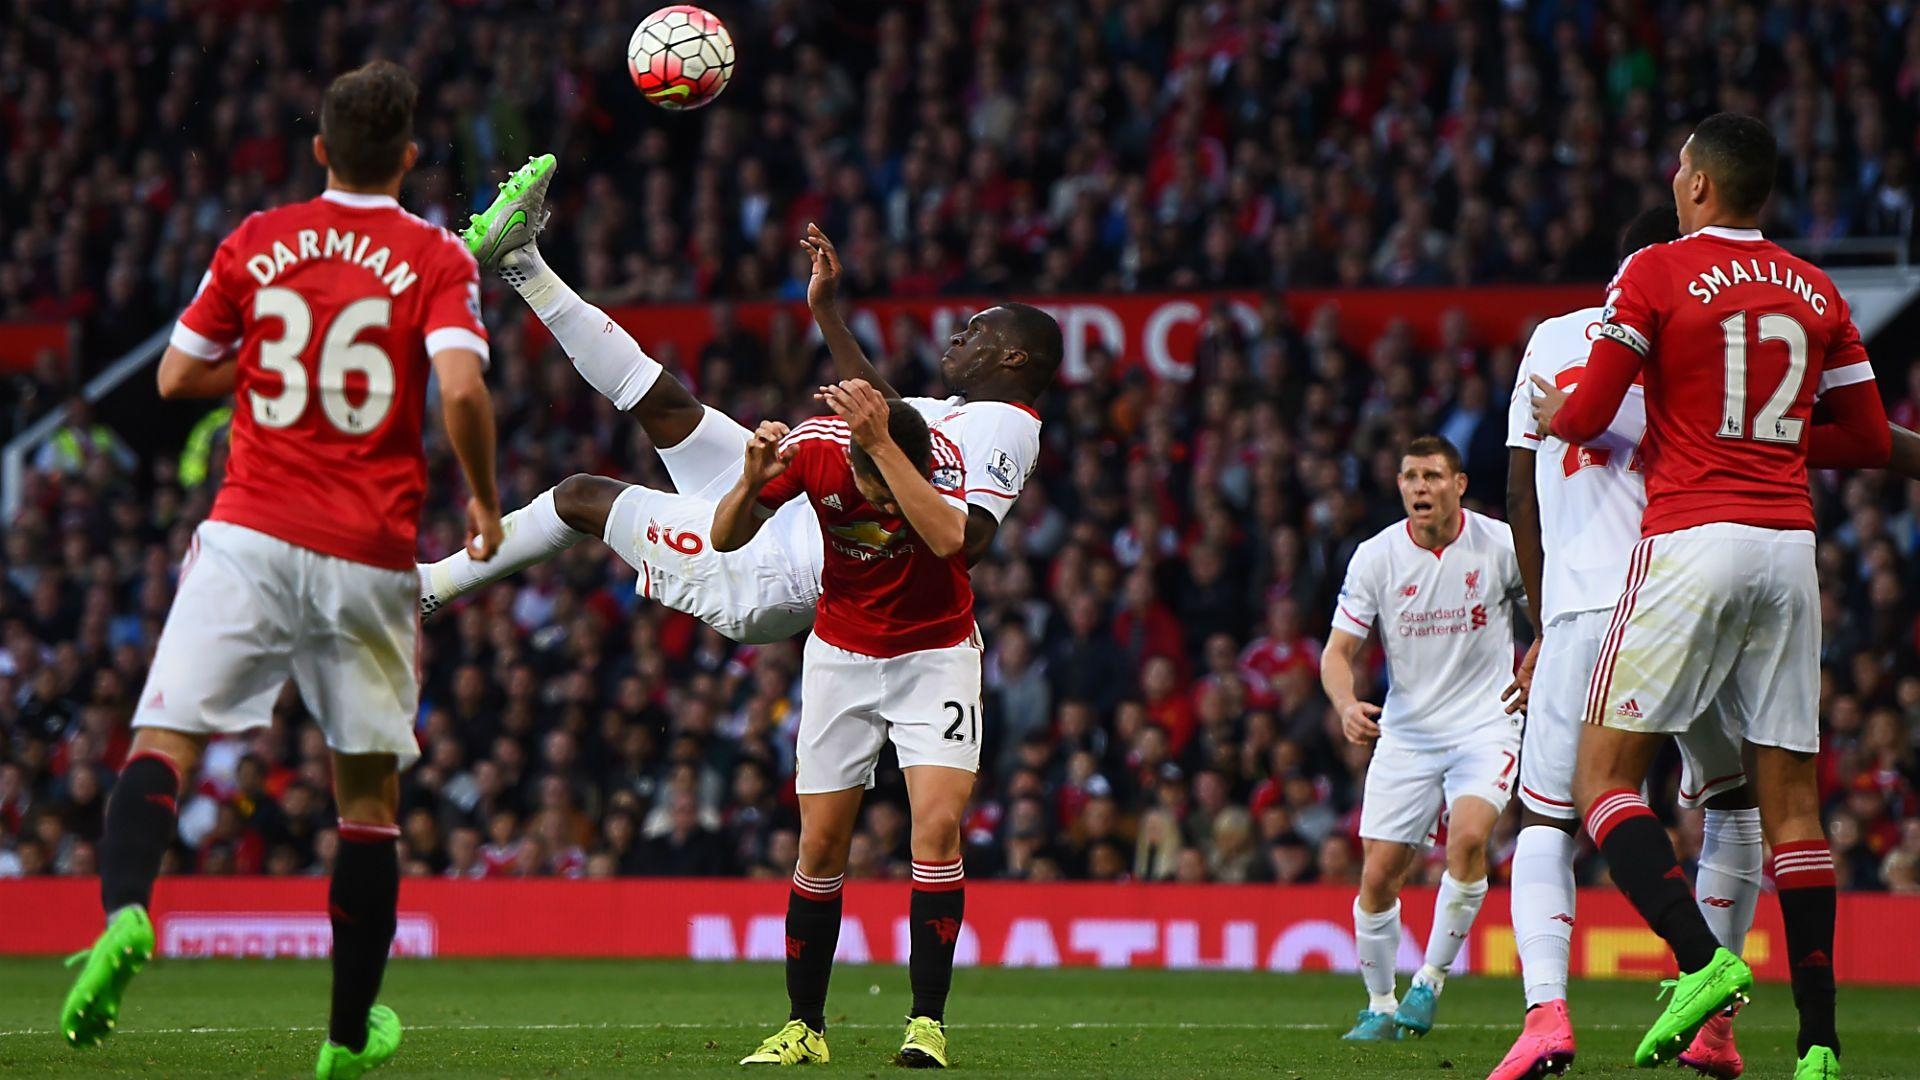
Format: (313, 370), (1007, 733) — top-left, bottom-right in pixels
(1677, 1010), (1743, 1078)
(1486, 1000), (1576, 1080)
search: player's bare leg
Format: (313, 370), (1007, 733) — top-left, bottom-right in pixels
(315, 753), (405, 1080)
(741, 787), (861, 1065)
(425, 156), (740, 613)
(1575, 725), (1751, 1065)
(1681, 785), (1762, 1079)
(1347, 839), (1416, 1041)
(60, 726), (204, 1047)
(1490, 808), (1579, 1079)
(1397, 796), (1495, 1037)
(1747, 744), (1841, 1072)
(897, 765), (974, 1068)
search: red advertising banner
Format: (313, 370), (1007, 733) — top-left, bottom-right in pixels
(5, 878), (1917, 985)
(526, 285), (1600, 387)
(0, 321), (67, 372)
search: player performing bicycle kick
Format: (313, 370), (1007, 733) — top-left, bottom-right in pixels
(715, 380), (978, 1069)
(419, 155), (1059, 641)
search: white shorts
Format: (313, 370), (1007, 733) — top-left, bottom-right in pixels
(1587, 524), (1819, 753)
(604, 485), (819, 645)
(797, 633), (983, 794)
(1359, 724), (1521, 846)
(133, 521), (421, 766)
(1523, 609), (1747, 820)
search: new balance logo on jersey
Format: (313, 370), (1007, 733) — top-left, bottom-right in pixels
(1616, 698), (1644, 719)
(822, 494), (843, 511)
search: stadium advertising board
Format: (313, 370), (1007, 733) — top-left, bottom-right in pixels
(524, 285), (1599, 386)
(4, 878), (1917, 985)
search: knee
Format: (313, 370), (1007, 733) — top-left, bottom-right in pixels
(1358, 855), (1404, 908)
(911, 810), (964, 861)
(553, 473), (616, 536)
(1447, 839), (1490, 879)
(797, 827), (851, 877)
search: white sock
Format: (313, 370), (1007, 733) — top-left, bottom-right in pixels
(1511, 825), (1578, 1007)
(1416, 872), (1489, 990)
(419, 488), (584, 604)
(1695, 806), (1763, 956)
(502, 244), (662, 410)
(1353, 898), (1401, 1011)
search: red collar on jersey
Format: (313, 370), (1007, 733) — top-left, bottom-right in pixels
(1404, 512), (1465, 560)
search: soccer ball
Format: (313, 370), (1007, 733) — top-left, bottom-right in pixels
(628, 5), (735, 111)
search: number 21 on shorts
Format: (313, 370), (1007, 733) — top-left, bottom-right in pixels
(942, 700), (978, 743)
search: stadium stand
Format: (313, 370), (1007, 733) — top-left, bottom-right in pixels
(1, 1), (1918, 892)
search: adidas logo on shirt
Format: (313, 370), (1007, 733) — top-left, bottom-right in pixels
(1616, 698), (1644, 719)
(823, 494), (843, 511)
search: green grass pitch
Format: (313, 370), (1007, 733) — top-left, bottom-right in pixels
(1, 958), (1915, 1077)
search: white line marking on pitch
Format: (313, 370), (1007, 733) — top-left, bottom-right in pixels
(0, 1020), (1807, 1038)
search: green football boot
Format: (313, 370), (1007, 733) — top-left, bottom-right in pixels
(739, 1018), (828, 1065)
(314, 1004), (403, 1080)
(59, 905), (154, 1048)
(1794, 1045), (1840, 1079)
(898, 1015), (949, 1068)
(1635, 947), (1753, 1067)
(461, 154), (556, 272)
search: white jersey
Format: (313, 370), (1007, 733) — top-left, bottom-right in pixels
(1506, 307), (1649, 625)
(1331, 510), (1524, 752)
(907, 397), (1042, 524)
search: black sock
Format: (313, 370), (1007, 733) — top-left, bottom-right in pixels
(909, 859), (965, 1023)
(786, 872), (843, 1033)
(1773, 840), (1840, 1058)
(329, 822), (400, 1052)
(99, 753), (181, 913)
(1586, 789), (1720, 972)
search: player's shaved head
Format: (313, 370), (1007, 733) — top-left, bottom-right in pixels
(1618, 207), (1679, 260)
(999, 302), (1063, 386)
(1686, 113), (1777, 219)
(848, 399), (934, 481)
(321, 61), (418, 187)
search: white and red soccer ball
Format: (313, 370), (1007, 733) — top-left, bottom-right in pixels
(628, 5), (735, 111)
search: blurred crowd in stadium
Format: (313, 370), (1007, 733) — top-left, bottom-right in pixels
(4, 1), (1920, 890)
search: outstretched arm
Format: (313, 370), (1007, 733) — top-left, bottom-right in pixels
(801, 224), (901, 400)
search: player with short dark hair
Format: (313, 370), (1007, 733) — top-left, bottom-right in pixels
(1533, 112), (1889, 1077)
(1491, 205), (1767, 1080)
(60, 60), (500, 1080)
(712, 380), (978, 1069)
(1321, 435), (1527, 1042)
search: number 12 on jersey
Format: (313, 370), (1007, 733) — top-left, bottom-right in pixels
(1717, 309), (1807, 444)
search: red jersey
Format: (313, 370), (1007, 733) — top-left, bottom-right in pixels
(1552, 227), (1878, 536)
(757, 417), (973, 658)
(170, 191), (489, 569)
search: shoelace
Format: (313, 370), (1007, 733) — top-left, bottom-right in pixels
(63, 949), (89, 968)
(1655, 978), (1680, 1003)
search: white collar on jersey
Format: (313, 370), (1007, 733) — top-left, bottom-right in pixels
(1691, 225), (1764, 242)
(321, 190), (400, 209)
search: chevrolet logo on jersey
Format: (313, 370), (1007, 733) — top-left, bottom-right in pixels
(828, 520), (903, 552)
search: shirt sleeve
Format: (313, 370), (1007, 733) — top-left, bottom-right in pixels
(947, 408), (1040, 523)
(929, 430), (970, 514)
(171, 234), (247, 361)
(1331, 543), (1378, 639)
(1816, 294), (1874, 401)
(1506, 335), (1542, 450)
(422, 234), (490, 364)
